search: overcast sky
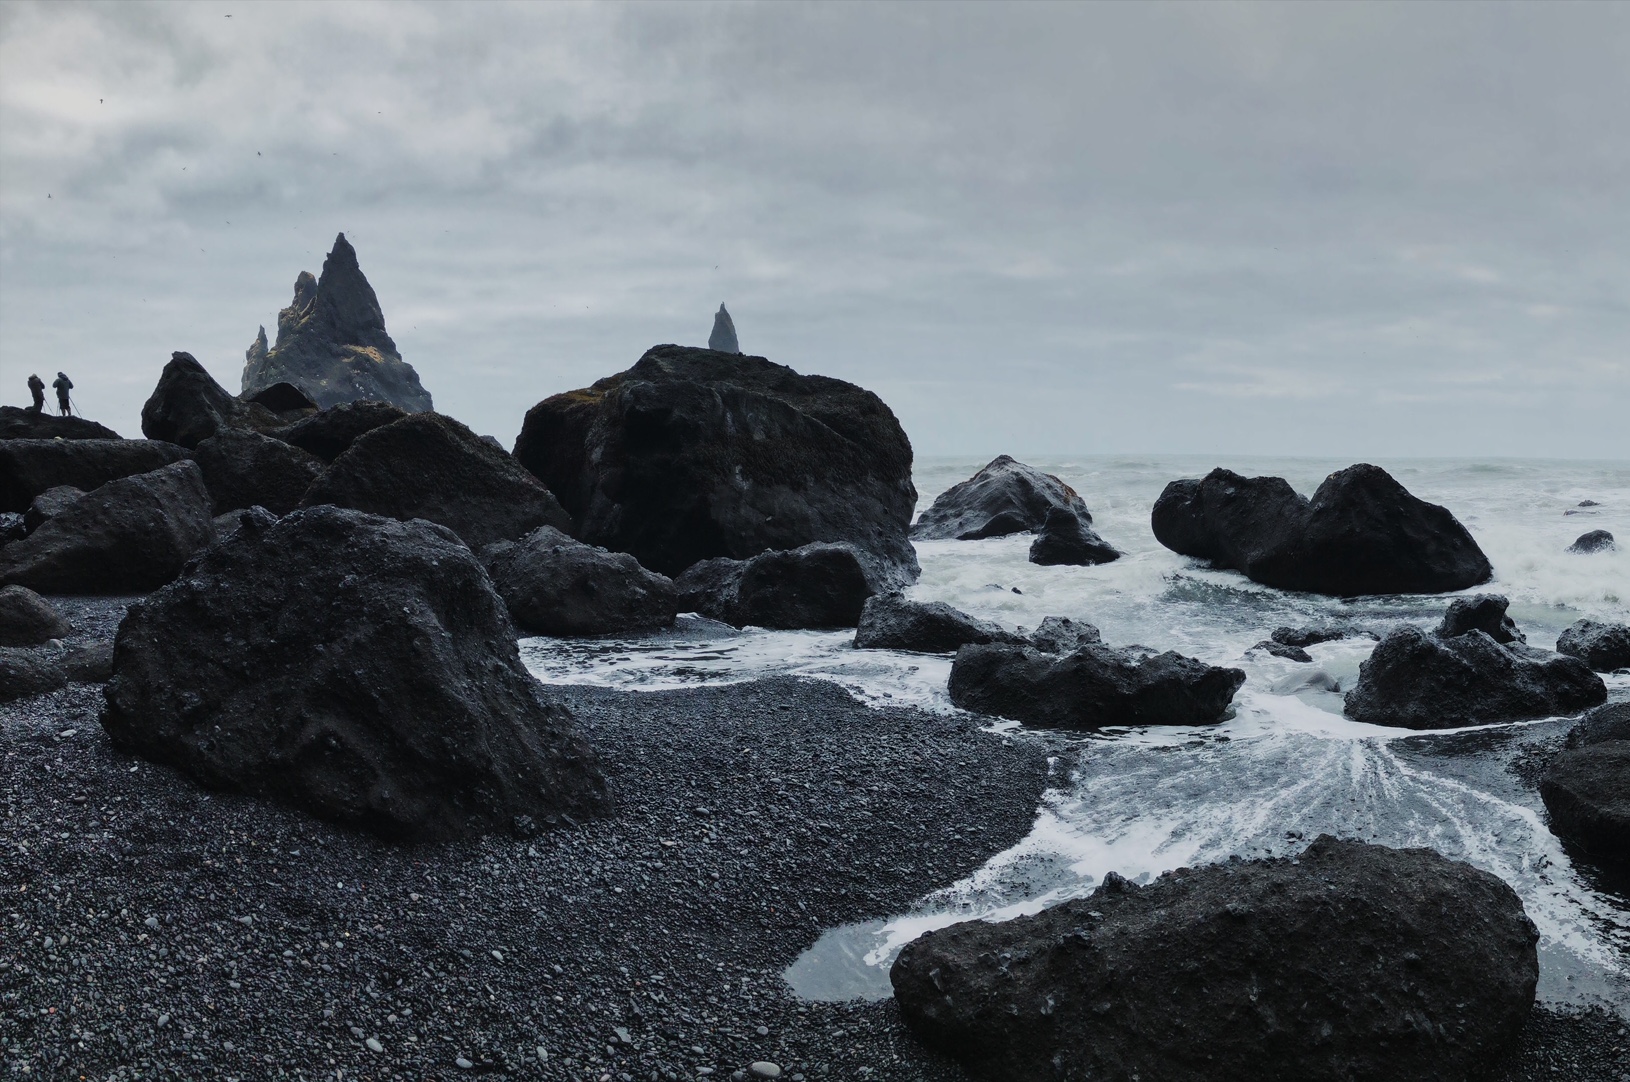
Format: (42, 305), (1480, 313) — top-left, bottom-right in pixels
(2, 1), (1626, 459)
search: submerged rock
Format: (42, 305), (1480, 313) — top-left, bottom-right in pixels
(1027, 505), (1120, 566)
(948, 641), (1244, 730)
(1556, 619), (1630, 673)
(1344, 625), (1604, 728)
(1251, 639), (1312, 662)
(1567, 529), (1615, 554)
(1436, 593), (1524, 644)
(0, 461), (215, 594)
(707, 303), (740, 354)
(0, 405), (120, 441)
(0, 438), (190, 513)
(140, 352), (288, 449)
(101, 505), (606, 841)
(675, 542), (878, 630)
(1270, 624), (1370, 648)
(193, 429), (324, 516)
(1541, 741), (1629, 861)
(481, 526), (678, 637)
(302, 412), (572, 551)
(1152, 463), (1491, 596)
(271, 401), (409, 463)
(0, 585), (70, 647)
(853, 593), (1024, 653)
(890, 835), (1537, 1082)
(514, 345), (918, 583)
(241, 234), (433, 412)
(912, 455), (1106, 543)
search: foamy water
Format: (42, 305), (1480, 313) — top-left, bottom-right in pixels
(522, 455), (1630, 1012)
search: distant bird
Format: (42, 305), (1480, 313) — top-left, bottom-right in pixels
(257, 151), (261, 156)
(99, 98), (103, 104)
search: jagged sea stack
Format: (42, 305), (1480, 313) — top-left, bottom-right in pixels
(708, 304), (740, 353)
(242, 233), (434, 412)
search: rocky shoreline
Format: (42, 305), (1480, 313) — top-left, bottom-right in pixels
(1, 599), (1625, 1081)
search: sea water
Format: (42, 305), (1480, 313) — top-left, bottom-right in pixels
(520, 455), (1630, 1012)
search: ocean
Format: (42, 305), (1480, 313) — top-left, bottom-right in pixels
(520, 455), (1630, 1012)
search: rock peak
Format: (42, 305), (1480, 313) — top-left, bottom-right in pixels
(708, 303), (740, 354)
(241, 236), (432, 412)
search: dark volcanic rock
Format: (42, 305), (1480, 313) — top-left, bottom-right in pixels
(1540, 741), (1629, 861)
(853, 593), (1024, 653)
(0, 647), (66, 702)
(481, 525), (678, 637)
(0, 437), (190, 513)
(241, 234), (433, 412)
(0, 405), (120, 441)
(913, 455), (1105, 542)
(707, 303), (740, 354)
(1565, 701), (1630, 749)
(0, 513), (22, 547)
(1252, 639), (1312, 662)
(1152, 463), (1491, 596)
(245, 381), (319, 416)
(1555, 619), (1630, 672)
(193, 429), (324, 515)
(1028, 615), (1102, 654)
(1567, 529), (1614, 554)
(23, 486), (84, 534)
(140, 352), (286, 449)
(301, 412), (571, 550)
(1271, 624), (1366, 648)
(0, 585), (70, 646)
(1437, 593), (1525, 644)
(675, 543), (878, 630)
(1027, 505), (1120, 566)
(890, 835), (1538, 1082)
(100, 505), (606, 841)
(948, 641), (1245, 730)
(1344, 626), (1605, 729)
(0, 460), (215, 594)
(513, 345), (918, 583)
(272, 400), (409, 463)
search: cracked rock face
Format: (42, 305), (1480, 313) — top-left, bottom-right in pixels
(242, 233), (433, 413)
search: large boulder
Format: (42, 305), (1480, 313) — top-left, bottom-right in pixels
(1565, 701), (1630, 748)
(244, 381), (319, 416)
(301, 412), (571, 550)
(23, 486), (84, 534)
(0, 460), (215, 594)
(0, 642), (113, 702)
(481, 526), (678, 637)
(193, 429), (324, 515)
(1555, 619), (1630, 673)
(0, 405), (120, 441)
(0, 585), (70, 646)
(271, 400), (409, 463)
(890, 835), (1537, 1082)
(140, 352), (288, 449)
(674, 542), (877, 630)
(948, 641), (1245, 730)
(1540, 741), (1629, 861)
(853, 593), (1025, 653)
(513, 345), (918, 584)
(913, 455), (1104, 542)
(1567, 529), (1615, 554)
(1152, 464), (1491, 596)
(241, 234), (433, 412)
(0, 438), (190, 513)
(1028, 505), (1120, 566)
(1344, 625), (1605, 728)
(1436, 593), (1524, 644)
(100, 506), (606, 841)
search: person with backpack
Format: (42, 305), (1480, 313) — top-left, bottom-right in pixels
(52, 372), (73, 416)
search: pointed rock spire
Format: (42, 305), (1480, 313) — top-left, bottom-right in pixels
(708, 303), (740, 354)
(241, 234), (432, 412)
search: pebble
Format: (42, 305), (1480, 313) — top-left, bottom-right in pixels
(490, 949), (504, 962)
(144, 916), (160, 930)
(366, 1037), (384, 1053)
(156, 1013), (170, 1028)
(455, 1056), (474, 1069)
(755, 1026), (769, 1037)
(749, 1063), (782, 1080)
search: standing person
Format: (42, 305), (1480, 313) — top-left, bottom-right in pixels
(27, 374), (45, 413)
(52, 372), (73, 417)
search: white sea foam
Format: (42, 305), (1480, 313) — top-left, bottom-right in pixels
(521, 455), (1630, 1011)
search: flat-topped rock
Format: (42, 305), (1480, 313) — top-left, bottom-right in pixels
(513, 345), (918, 584)
(890, 835), (1537, 1082)
(1152, 463), (1491, 596)
(241, 234), (433, 412)
(482, 526), (678, 637)
(0, 405), (120, 441)
(853, 593), (1024, 653)
(101, 505), (606, 841)
(1540, 740), (1629, 861)
(0, 438), (190, 513)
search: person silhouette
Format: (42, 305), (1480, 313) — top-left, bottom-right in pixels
(27, 373), (45, 413)
(52, 372), (73, 417)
